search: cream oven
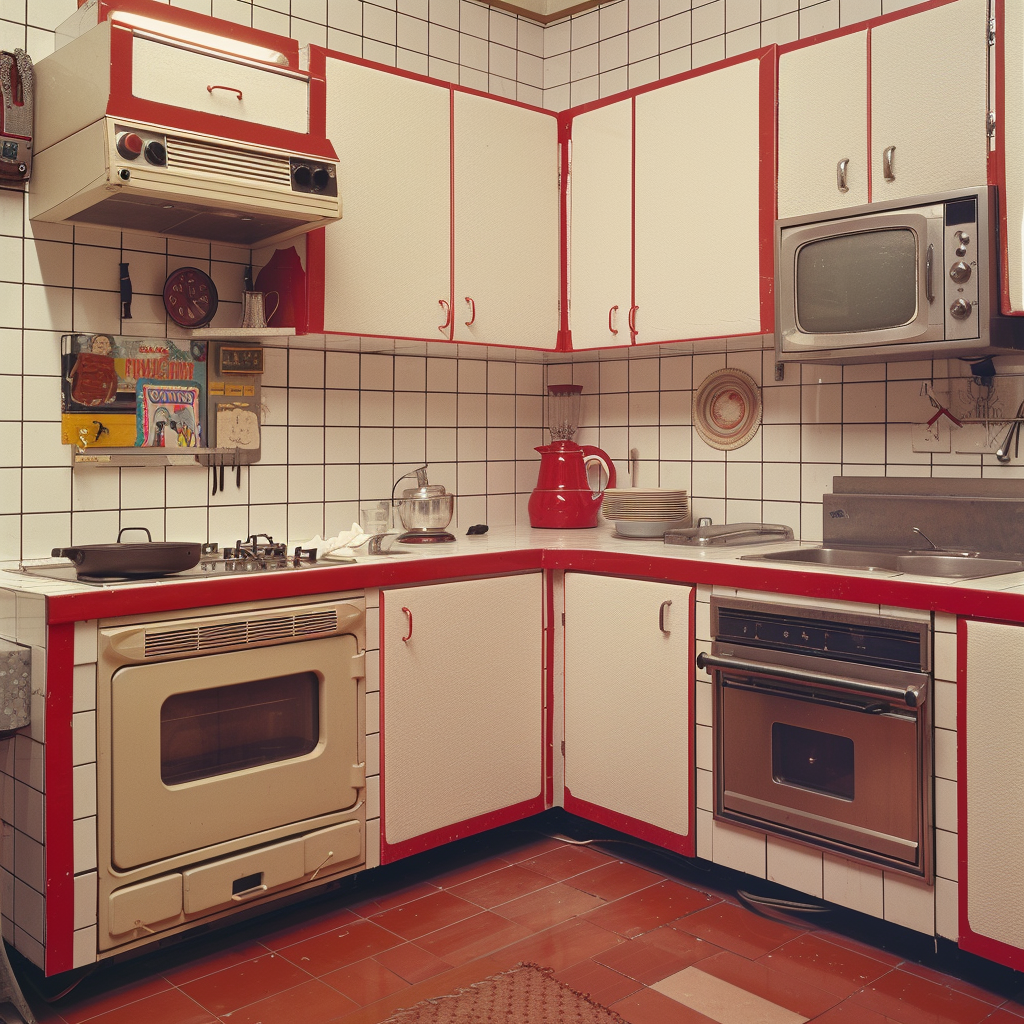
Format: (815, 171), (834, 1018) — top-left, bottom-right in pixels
(94, 593), (366, 954)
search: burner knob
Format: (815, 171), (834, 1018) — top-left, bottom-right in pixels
(115, 132), (144, 159)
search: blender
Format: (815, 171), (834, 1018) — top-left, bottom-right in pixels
(528, 384), (616, 529)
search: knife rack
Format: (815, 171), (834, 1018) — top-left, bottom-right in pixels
(197, 342), (263, 468)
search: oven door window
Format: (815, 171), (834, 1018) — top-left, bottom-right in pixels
(771, 722), (854, 801)
(161, 673), (320, 785)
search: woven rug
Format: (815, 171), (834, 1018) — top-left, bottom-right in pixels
(379, 962), (629, 1023)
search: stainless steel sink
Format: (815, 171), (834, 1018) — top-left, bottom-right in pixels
(744, 547), (1024, 579)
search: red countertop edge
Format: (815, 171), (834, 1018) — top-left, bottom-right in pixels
(39, 547), (1024, 626)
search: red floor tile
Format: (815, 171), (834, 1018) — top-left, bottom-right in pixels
(492, 880), (606, 930)
(351, 881), (441, 917)
(901, 960), (1005, 1006)
(259, 905), (363, 951)
(583, 880), (719, 938)
(693, 949), (842, 1019)
(431, 855), (514, 889)
(851, 968), (997, 1024)
(594, 925), (722, 985)
(58, 974), (174, 1024)
(566, 859), (666, 902)
(758, 932), (894, 998)
(277, 918), (405, 976)
(502, 836), (569, 862)
(813, 1002), (907, 1023)
(554, 959), (643, 1006)
(517, 842), (612, 880)
(160, 938), (271, 986)
(219, 979), (359, 1024)
(372, 942), (453, 985)
(985, 1011), (1024, 1023)
(814, 928), (904, 968)
(321, 958), (411, 1006)
(447, 863), (552, 908)
(413, 910), (533, 966)
(368, 890), (479, 940)
(494, 917), (626, 972)
(670, 899), (804, 959)
(69, 988), (217, 1024)
(178, 951), (313, 1015)
(610, 985), (720, 1023)
(996, 1002), (1024, 1019)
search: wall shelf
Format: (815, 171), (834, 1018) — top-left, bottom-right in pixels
(188, 328), (297, 339)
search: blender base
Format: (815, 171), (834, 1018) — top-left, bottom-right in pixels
(397, 531), (456, 543)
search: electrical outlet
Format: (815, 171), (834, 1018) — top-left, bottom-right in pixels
(912, 420), (951, 452)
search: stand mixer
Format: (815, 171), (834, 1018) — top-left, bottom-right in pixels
(528, 384), (616, 529)
(393, 466), (456, 543)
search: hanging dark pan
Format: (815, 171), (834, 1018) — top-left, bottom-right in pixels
(52, 528), (202, 578)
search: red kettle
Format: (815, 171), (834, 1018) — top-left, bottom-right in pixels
(528, 440), (617, 529)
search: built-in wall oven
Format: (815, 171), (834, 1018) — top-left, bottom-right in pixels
(94, 593), (367, 955)
(698, 598), (932, 880)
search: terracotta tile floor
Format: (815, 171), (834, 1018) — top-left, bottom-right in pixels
(21, 823), (1024, 1024)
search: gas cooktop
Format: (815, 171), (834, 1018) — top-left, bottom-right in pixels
(20, 535), (355, 587)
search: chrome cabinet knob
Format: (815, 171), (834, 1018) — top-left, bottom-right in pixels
(950, 298), (973, 320)
(949, 260), (972, 283)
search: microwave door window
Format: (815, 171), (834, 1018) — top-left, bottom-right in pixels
(795, 228), (918, 334)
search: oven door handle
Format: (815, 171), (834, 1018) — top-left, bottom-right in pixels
(695, 651), (923, 708)
(720, 677), (889, 715)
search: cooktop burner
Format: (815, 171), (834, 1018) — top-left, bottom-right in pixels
(20, 534), (355, 587)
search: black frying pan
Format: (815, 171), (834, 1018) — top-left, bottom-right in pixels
(53, 527), (202, 579)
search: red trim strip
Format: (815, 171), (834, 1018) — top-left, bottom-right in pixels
(558, 113), (572, 352)
(305, 227), (326, 335)
(544, 571), (555, 807)
(630, 94), (637, 345)
(995, 0), (1015, 314)
(687, 585), (697, 844)
(448, 87), (456, 342)
(43, 623), (75, 977)
(377, 601), (386, 868)
(758, 48), (777, 334)
(866, 26), (873, 203)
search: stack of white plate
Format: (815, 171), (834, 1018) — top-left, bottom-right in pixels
(601, 488), (691, 538)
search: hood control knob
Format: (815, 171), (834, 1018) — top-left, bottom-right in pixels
(115, 132), (143, 159)
(949, 260), (972, 282)
(144, 140), (167, 166)
(950, 298), (973, 320)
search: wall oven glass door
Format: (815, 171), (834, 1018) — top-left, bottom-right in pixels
(108, 632), (360, 870)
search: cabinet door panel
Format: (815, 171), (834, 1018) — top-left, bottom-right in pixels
(1001, 0), (1024, 312)
(452, 93), (559, 350)
(382, 575), (543, 858)
(568, 98), (633, 350)
(322, 57), (450, 340)
(778, 32), (868, 219)
(563, 574), (692, 851)
(871, 0), (988, 203)
(634, 58), (764, 344)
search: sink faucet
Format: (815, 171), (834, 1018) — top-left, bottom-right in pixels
(911, 527), (938, 550)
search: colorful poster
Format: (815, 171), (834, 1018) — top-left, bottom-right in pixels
(136, 381), (202, 448)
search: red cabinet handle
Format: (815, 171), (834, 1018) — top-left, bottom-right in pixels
(628, 304), (638, 339)
(401, 606), (413, 642)
(207, 85), (243, 100)
(608, 305), (619, 335)
(464, 296), (476, 326)
(438, 299), (451, 334)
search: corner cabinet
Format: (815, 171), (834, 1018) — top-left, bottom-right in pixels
(310, 51), (560, 350)
(778, 0), (989, 220)
(379, 574), (545, 863)
(562, 573), (695, 855)
(567, 49), (775, 350)
(958, 618), (1024, 970)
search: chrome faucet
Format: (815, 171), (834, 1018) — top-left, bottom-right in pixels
(911, 527), (938, 550)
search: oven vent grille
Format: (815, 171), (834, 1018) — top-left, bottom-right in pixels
(165, 135), (293, 188)
(143, 609), (339, 657)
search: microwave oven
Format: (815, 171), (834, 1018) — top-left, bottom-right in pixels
(775, 186), (1024, 364)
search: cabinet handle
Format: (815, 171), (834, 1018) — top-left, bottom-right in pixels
(882, 145), (896, 182)
(926, 244), (934, 303)
(628, 304), (638, 339)
(438, 299), (451, 334)
(207, 85), (243, 100)
(659, 599), (672, 636)
(464, 296), (476, 326)
(608, 305), (619, 335)
(401, 606), (413, 642)
(837, 158), (849, 194)
(230, 883), (267, 901)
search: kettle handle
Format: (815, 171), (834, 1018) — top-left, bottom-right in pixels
(579, 445), (617, 494)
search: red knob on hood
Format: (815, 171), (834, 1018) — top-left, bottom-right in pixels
(115, 132), (143, 160)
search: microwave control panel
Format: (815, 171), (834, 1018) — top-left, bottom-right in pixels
(943, 197), (980, 341)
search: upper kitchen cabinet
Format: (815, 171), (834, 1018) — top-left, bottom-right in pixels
(452, 92), (560, 348)
(310, 51), (560, 350)
(778, 0), (989, 220)
(563, 574), (694, 855)
(997, 0), (1024, 314)
(567, 49), (774, 350)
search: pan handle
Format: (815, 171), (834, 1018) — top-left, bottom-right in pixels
(117, 527), (153, 544)
(51, 547), (85, 565)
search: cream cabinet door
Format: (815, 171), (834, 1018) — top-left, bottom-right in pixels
(452, 93), (560, 350)
(381, 575), (544, 860)
(563, 573), (693, 853)
(322, 56), (451, 340)
(778, 31), (868, 219)
(568, 98), (633, 350)
(999, 0), (1024, 312)
(870, 0), (989, 204)
(634, 55), (764, 344)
